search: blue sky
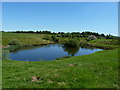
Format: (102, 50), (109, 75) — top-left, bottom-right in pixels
(2, 2), (118, 36)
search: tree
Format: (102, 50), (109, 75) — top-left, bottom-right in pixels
(64, 39), (80, 47)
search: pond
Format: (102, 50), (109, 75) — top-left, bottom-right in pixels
(6, 44), (103, 61)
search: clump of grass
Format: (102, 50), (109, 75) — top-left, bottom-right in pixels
(2, 32), (52, 46)
(51, 35), (59, 42)
(8, 39), (23, 46)
(111, 39), (119, 45)
(43, 35), (59, 43)
(79, 40), (88, 47)
(43, 35), (53, 41)
(2, 50), (10, 60)
(7, 39), (23, 52)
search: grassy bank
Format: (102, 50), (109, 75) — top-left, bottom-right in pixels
(2, 32), (53, 46)
(2, 49), (118, 88)
(81, 39), (119, 50)
(2, 32), (119, 49)
(2, 32), (119, 88)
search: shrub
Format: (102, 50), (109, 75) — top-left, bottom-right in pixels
(43, 35), (59, 42)
(64, 39), (80, 47)
(110, 39), (119, 45)
(86, 35), (97, 41)
(51, 35), (59, 42)
(79, 40), (88, 47)
(43, 35), (53, 41)
(8, 39), (23, 46)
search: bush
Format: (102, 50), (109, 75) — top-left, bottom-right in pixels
(79, 40), (88, 47)
(64, 39), (80, 47)
(8, 39), (23, 46)
(51, 35), (59, 42)
(110, 39), (119, 45)
(43, 35), (52, 41)
(43, 35), (59, 42)
(86, 35), (97, 41)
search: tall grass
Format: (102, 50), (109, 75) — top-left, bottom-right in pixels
(88, 39), (119, 49)
(2, 33), (53, 46)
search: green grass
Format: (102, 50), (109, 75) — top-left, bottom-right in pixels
(2, 33), (53, 46)
(88, 39), (118, 49)
(2, 32), (119, 88)
(2, 49), (118, 88)
(0, 61), (2, 89)
(88, 38), (113, 44)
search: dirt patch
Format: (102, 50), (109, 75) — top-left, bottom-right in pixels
(68, 64), (77, 67)
(31, 76), (41, 82)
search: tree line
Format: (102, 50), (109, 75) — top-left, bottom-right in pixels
(2, 30), (118, 39)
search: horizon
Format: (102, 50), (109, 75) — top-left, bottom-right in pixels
(2, 2), (118, 36)
(2, 30), (117, 36)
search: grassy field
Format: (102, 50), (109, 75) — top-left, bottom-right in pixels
(2, 32), (119, 88)
(2, 33), (53, 46)
(87, 39), (119, 50)
(2, 49), (118, 88)
(2, 32), (119, 49)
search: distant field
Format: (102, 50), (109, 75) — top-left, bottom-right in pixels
(2, 49), (118, 88)
(2, 33), (52, 46)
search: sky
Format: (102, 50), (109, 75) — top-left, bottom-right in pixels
(2, 2), (118, 36)
(2, 0), (119, 2)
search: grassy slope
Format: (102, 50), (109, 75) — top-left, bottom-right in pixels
(89, 38), (113, 43)
(2, 49), (118, 88)
(88, 39), (118, 49)
(2, 33), (52, 46)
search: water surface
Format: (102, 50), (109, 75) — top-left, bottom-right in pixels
(8, 44), (103, 61)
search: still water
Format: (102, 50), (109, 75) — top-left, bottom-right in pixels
(8, 44), (103, 61)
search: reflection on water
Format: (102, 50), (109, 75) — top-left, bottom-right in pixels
(10, 45), (44, 53)
(63, 46), (80, 56)
(5, 44), (103, 61)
